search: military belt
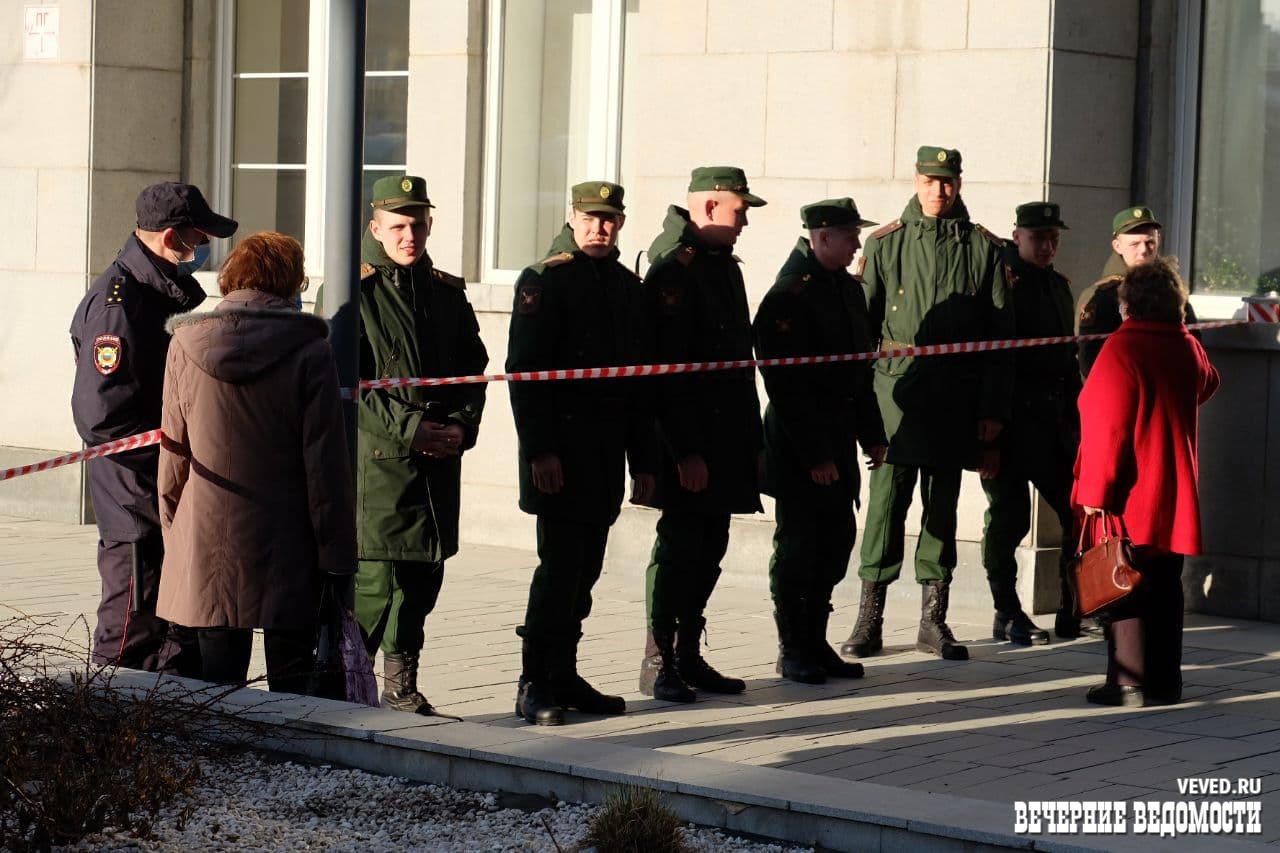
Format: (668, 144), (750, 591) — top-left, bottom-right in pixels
(881, 339), (913, 350)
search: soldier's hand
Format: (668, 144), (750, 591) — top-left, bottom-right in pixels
(809, 460), (839, 486)
(864, 444), (888, 471)
(531, 454), (564, 494)
(630, 473), (656, 505)
(412, 420), (464, 457)
(676, 454), (709, 493)
(976, 418), (1004, 443)
(977, 448), (1001, 480)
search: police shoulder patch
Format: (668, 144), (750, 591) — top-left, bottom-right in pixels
(975, 224), (1002, 248)
(93, 333), (123, 376)
(360, 263), (377, 280)
(869, 219), (903, 240)
(432, 268), (466, 290)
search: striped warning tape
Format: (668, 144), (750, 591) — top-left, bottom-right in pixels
(0, 319), (1251, 481)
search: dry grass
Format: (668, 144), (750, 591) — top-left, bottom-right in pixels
(582, 784), (689, 853)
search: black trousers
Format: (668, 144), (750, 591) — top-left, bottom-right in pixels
(93, 529), (198, 675)
(768, 496), (856, 609)
(520, 517), (610, 644)
(195, 626), (318, 696)
(1104, 552), (1185, 696)
(646, 511), (731, 634)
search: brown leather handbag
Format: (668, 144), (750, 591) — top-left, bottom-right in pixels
(1070, 511), (1142, 616)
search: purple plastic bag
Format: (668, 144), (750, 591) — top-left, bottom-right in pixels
(338, 607), (379, 707)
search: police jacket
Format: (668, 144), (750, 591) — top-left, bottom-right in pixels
(755, 237), (886, 504)
(507, 225), (658, 523)
(860, 196), (1013, 469)
(69, 234), (207, 541)
(353, 229), (488, 563)
(644, 205), (762, 515)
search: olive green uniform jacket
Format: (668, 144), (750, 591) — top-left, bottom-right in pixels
(861, 196), (1014, 469)
(352, 229), (488, 562)
(1075, 259), (1198, 377)
(755, 238), (886, 504)
(506, 225), (658, 524)
(645, 206), (763, 515)
(999, 242), (1081, 468)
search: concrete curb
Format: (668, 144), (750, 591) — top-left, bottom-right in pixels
(102, 671), (1272, 852)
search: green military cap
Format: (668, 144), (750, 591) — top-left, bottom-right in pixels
(570, 180), (626, 214)
(370, 175), (435, 211)
(687, 165), (767, 206)
(800, 197), (878, 230)
(1014, 201), (1069, 230)
(1112, 205), (1161, 235)
(915, 145), (962, 178)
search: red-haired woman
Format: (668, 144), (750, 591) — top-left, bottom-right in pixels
(1073, 257), (1219, 708)
(157, 231), (356, 694)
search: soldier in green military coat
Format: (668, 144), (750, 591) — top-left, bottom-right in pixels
(637, 166), (765, 704)
(841, 146), (1013, 662)
(1076, 206), (1197, 379)
(980, 203), (1082, 646)
(755, 198), (888, 684)
(348, 176), (488, 715)
(506, 181), (658, 726)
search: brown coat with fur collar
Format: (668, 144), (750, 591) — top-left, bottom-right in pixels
(157, 289), (356, 629)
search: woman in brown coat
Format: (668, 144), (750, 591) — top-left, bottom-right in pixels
(157, 232), (356, 694)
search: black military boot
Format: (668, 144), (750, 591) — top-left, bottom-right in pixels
(640, 628), (696, 703)
(813, 602), (864, 679)
(773, 600), (826, 684)
(916, 580), (969, 661)
(382, 652), (452, 716)
(515, 640), (565, 726)
(840, 580), (887, 658)
(551, 634), (625, 716)
(675, 616), (745, 694)
(989, 579), (1049, 646)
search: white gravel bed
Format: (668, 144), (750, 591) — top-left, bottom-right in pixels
(59, 752), (813, 852)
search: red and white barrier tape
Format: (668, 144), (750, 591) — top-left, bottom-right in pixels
(0, 318), (1252, 481)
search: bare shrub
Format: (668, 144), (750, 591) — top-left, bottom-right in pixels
(583, 784), (689, 853)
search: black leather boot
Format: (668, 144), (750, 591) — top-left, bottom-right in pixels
(773, 600), (826, 684)
(916, 580), (969, 661)
(641, 628), (696, 703)
(840, 580), (887, 658)
(382, 652), (444, 715)
(515, 640), (564, 726)
(813, 602), (864, 678)
(551, 634), (625, 716)
(675, 616), (745, 694)
(989, 578), (1049, 646)
(1054, 575), (1105, 639)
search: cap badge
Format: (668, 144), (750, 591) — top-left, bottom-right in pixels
(1133, 208), (1143, 218)
(401, 179), (413, 193)
(599, 185), (611, 199)
(937, 151), (948, 162)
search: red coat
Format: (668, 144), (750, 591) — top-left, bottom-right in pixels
(1072, 320), (1220, 555)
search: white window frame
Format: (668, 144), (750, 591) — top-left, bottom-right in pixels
(480, 0), (627, 285)
(208, 1), (409, 287)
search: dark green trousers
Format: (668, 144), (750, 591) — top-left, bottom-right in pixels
(645, 510), (730, 633)
(355, 559), (445, 656)
(769, 496), (856, 606)
(980, 456), (1075, 586)
(858, 462), (961, 584)
(519, 517), (610, 642)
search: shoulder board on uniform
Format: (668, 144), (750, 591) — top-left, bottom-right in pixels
(1004, 265), (1018, 289)
(360, 263), (377, 280)
(974, 224), (1002, 248)
(731, 253), (744, 264)
(1096, 274), (1123, 291)
(869, 219), (903, 240)
(104, 275), (127, 306)
(432, 267), (466, 290)
(541, 252), (575, 268)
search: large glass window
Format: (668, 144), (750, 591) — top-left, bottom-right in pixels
(224, 0), (409, 264)
(483, 0), (632, 282)
(1195, 0), (1280, 293)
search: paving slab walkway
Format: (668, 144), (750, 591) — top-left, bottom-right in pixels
(4, 514), (1279, 848)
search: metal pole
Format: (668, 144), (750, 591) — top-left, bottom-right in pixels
(322, 0), (367, 457)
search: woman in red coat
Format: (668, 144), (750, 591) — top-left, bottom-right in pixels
(1072, 257), (1219, 707)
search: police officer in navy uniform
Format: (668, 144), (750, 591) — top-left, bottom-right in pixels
(70, 182), (237, 671)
